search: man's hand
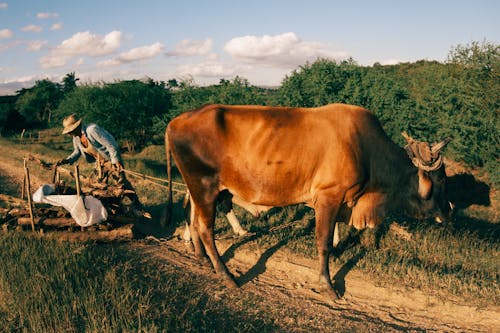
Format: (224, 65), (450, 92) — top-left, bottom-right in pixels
(113, 162), (123, 172)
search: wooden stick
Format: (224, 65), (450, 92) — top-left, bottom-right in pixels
(24, 159), (36, 232)
(21, 174), (26, 200)
(75, 164), (81, 197)
(74, 164), (85, 231)
(52, 165), (58, 184)
(21, 159), (27, 200)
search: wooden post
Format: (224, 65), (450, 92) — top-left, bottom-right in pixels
(75, 164), (81, 197)
(52, 165), (58, 184)
(21, 158), (27, 199)
(75, 164), (84, 231)
(23, 159), (36, 232)
(21, 174), (26, 200)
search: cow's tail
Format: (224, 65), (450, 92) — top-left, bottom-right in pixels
(162, 129), (173, 227)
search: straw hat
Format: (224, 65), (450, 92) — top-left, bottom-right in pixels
(62, 114), (82, 134)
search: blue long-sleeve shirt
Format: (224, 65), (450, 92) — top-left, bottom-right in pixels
(65, 123), (123, 165)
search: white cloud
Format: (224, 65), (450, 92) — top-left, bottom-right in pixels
(0, 73), (60, 95)
(176, 61), (237, 78)
(26, 40), (47, 51)
(116, 42), (163, 62)
(224, 32), (348, 68)
(40, 30), (122, 68)
(167, 38), (213, 57)
(98, 42), (164, 67)
(379, 58), (402, 65)
(50, 23), (63, 31)
(37, 12), (59, 19)
(0, 29), (13, 39)
(75, 58), (85, 66)
(0, 3), (7, 9)
(22, 24), (43, 33)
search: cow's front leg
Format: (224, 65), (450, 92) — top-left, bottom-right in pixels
(314, 195), (342, 299)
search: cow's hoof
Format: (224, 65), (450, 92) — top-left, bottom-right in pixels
(222, 276), (239, 289)
(183, 240), (195, 252)
(320, 283), (342, 300)
(195, 254), (211, 268)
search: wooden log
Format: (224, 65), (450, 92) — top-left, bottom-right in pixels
(40, 224), (135, 242)
(17, 217), (75, 228)
(17, 217), (43, 225)
(0, 194), (28, 207)
(107, 215), (137, 225)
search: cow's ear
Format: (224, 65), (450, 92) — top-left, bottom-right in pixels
(418, 169), (433, 200)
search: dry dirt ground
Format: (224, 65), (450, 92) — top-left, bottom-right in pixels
(1, 157), (499, 332)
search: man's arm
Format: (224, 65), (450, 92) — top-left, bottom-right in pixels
(58, 137), (81, 165)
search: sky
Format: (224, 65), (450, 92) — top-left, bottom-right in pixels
(0, 0), (498, 95)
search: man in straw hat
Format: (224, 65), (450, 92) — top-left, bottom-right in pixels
(56, 114), (149, 218)
(57, 114), (123, 170)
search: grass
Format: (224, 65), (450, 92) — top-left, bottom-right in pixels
(0, 233), (287, 332)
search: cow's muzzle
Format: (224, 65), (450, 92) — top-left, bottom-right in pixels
(435, 201), (455, 223)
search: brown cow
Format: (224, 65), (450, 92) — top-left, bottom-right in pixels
(165, 103), (452, 299)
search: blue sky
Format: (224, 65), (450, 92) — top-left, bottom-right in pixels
(0, 0), (498, 94)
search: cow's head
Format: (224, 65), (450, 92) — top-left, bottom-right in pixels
(402, 132), (453, 223)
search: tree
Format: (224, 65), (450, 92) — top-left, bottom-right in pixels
(0, 95), (24, 135)
(55, 79), (172, 147)
(446, 41), (500, 182)
(15, 79), (61, 126)
(62, 72), (79, 95)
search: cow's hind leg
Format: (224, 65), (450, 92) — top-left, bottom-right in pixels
(194, 199), (238, 288)
(314, 194), (342, 300)
(189, 209), (211, 265)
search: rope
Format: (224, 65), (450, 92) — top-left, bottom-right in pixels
(122, 168), (187, 193)
(122, 168), (185, 187)
(214, 219), (300, 240)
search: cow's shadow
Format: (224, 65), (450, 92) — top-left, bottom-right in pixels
(447, 172), (491, 209)
(332, 249), (366, 297)
(221, 210), (314, 287)
(222, 214), (368, 292)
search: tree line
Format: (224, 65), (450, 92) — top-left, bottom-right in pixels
(0, 41), (498, 183)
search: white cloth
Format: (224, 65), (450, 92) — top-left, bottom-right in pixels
(33, 184), (108, 227)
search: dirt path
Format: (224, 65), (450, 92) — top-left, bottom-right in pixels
(0, 158), (45, 197)
(1, 156), (499, 332)
(135, 233), (499, 333)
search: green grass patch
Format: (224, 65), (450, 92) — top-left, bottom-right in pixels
(0, 233), (285, 332)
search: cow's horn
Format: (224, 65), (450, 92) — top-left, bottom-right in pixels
(431, 137), (452, 154)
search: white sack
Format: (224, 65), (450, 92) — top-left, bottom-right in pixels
(33, 184), (108, 227)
